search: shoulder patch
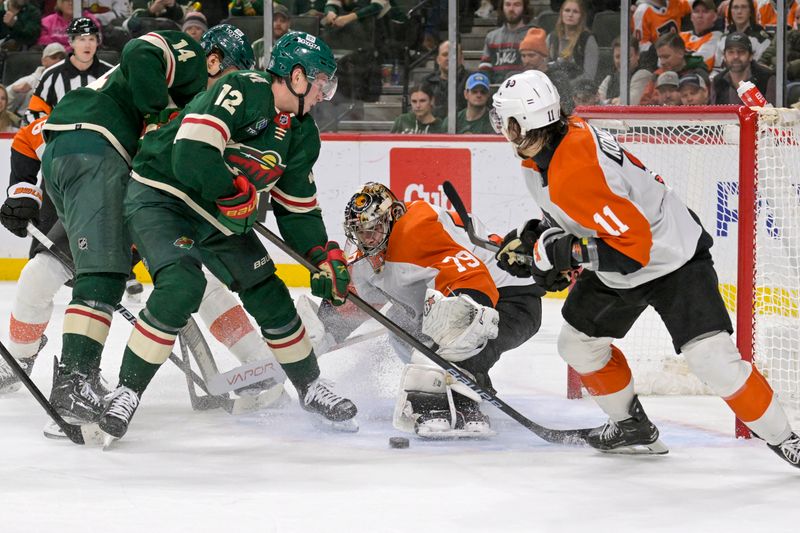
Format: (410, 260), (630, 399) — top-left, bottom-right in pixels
(592, 126), (623, 166)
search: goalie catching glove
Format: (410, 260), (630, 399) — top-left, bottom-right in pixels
(216, 175), (258, 235)
(307, 241), (349, 306)
(1, 182), (43, 238)
(421, 288), (499, 361)
(495, 219), (543, 278)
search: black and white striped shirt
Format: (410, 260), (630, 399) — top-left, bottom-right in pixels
(26, 53), (114, 122)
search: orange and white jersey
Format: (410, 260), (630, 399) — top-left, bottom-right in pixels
(519, 117), (703, 289)
(11, 116), (47, 162)
(756, 0), (797, 32)
(633, 0), (691, 51)
(350, 200), (532, 324)
(680, 30), (723, 70)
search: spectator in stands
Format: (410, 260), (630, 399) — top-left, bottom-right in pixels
(423, 40), (468, 120)
(678, 68), (711, 105)
(6, 42), (65, 114)
(718, 0), (771, 62)
(655, 32), (708, 75)
(0, 85), (21, 132)
(131, 0), (184, 21)
(546, 0), (598, 80)
(760, 19), (800, 81)
(320, 0), (403, 51)
(681, 0), (723, 71)
(518, 27), (574, 113)
(655, 70), (682, 105)
(446, 72), (494, 134)
(598, 36), (653, 105)
(85, 0), (130, 27)
(756, 0), (798, 34)
(478, 0), (532, 83)
(712, 31), (776, 104)
(37, 0), (101, 51)
(252, 4), (291, 69)
(633, 0), (690, 55)
(0, 0), (42, 50)
(390, 85), (445, 134)
(181, 11), (207, 42)
(229, 0), (262, 16)
(572, 77), (599, 106)
(28, 17), (112, 122)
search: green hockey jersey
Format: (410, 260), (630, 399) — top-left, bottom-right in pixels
(131, 69), (329, 254)
(44, 31), (207, 166)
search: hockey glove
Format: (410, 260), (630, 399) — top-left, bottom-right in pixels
(495, 219), (543, 278)
(1, 182), (43, 238)
(532, 227), (575, 292)
(216, 175), (258, 235)
(308, 241), (350, 306)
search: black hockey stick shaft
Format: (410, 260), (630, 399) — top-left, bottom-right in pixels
(0, 339), (86, 444)
(25, 223), (216, 397)
(253, 221), (588, 445)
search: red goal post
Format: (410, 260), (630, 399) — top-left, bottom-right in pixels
(570, 105), (800, 438)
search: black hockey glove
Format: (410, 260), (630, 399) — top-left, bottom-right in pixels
(0, 183), (42, 238)
(495, 219), (544, 278)
(531, 227), (576, 292)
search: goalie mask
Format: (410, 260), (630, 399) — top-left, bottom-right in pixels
(343, 182), (406, 272)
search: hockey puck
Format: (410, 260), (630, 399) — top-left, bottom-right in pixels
(389, 436), (410, 449)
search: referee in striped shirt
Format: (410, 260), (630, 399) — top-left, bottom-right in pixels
(26, 17), (113, 123)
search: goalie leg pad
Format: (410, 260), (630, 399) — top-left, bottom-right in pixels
(393, 363), (494, 439)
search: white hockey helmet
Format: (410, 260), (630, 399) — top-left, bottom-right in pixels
(490, 70), (561, 138)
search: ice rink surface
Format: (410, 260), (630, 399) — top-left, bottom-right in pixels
(0, 282), (797, 533)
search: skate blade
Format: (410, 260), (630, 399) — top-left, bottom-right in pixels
(42, 419), (106, 446)
(231, 384), (287, 415)
(102, 432), (120, 451)
(598, 438), (669, 455)
(309, 414), (359, 433)
(416, 427), (497, 440)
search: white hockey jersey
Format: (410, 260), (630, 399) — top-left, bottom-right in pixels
(520, 116), (703, 289)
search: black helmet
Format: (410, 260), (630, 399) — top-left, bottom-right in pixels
(67, 17), (100, 39)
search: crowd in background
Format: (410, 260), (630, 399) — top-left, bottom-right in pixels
(0, 0), (796, 135)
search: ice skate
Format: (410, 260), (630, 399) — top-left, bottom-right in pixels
(300, 378), (358, 432)
(586, 396), (668, 455)
(0, 334), (47, 394)
(768, 432), (800, 469)
(98, 386), (140, 443)
(412, 392), (495, 440)
(48, 356), (107, 424)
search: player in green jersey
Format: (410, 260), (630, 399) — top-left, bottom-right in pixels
(40, 25), (256, 427)
(99, 31), (356, 441)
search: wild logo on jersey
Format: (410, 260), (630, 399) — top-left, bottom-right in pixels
(224, 146), (285, 191)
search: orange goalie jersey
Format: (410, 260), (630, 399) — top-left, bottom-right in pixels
(519, 116), (704, 289)
(349, 200), (533, 323)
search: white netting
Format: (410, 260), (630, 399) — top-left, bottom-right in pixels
(584, 108), (800, 423)
(586, 115), (740, 397)
(753, 108), (800, 421)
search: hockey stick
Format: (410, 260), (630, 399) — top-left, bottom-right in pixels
(25, 223), (231, 412)
(0, 339), (103, 445)
(442, 181), (533, 267)
(252, 221), (590, 445)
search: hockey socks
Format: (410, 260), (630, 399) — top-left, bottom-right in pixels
(60, 301), (112, 374)
(118, 310), (178, 395)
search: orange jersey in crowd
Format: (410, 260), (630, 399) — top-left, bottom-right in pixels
(349, 201), (532, 323)
(756, 0), (798, 31)
(680, 30), (723, 70)
(11, 116), (47, 162)
(633, 0), (692, 51)
(519, 117), (703, 289)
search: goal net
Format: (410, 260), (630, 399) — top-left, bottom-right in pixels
(575, 106), (800, 432)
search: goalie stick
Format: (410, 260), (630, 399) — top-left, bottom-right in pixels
(0, 339), (104, 445)
(441, 180), (532, 267)
(25, 223), (234, 413)
(252, 221), (590, 446)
